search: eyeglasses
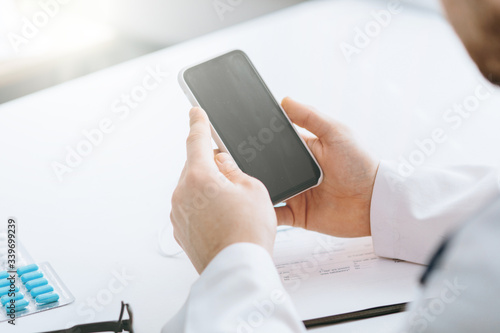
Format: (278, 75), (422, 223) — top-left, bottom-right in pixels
(41, 301), (134, 333)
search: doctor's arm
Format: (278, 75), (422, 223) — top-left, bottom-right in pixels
(164, 106), (305, 332)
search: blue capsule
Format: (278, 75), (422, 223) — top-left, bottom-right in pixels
(17, 264), (39, 277)
(36, 292), (59, 305)
(0, 271), (8, 279)
(21, 271), (43, 284)
(5, 299), (29, 312)
(25, 278), (48, 291)
(31, 285), (54, 298)
(0, 286), (20, 297)
(1, 293), (24, 306)
(0, 279), (11, 288)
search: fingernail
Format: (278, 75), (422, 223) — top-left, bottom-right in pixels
(189, 107), (199, 119)
(216, 153), (232, 165)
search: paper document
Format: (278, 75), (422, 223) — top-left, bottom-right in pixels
(273, 228), (424, 320)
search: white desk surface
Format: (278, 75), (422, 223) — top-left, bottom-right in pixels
(1, 0), (500, 332)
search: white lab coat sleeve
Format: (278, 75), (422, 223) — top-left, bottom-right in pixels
(162, 242), (306, 333)
(370, 160), (500, 264)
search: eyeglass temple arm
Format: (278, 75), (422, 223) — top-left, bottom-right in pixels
(38, 320), (132, 333)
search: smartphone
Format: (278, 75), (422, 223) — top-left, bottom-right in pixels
(178, 50), (323, 204)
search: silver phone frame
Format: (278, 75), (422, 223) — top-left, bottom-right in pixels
(178, 49), (323, 204)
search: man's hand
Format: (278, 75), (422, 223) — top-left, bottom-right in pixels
(170, 107), (277, 274)
(276, 97), (379, 237)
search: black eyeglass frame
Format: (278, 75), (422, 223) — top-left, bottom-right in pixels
(39, 301), (134, 333)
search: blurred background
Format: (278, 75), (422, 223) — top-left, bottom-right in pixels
(0, 0), (441, 104)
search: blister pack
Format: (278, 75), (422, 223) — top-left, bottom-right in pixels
(0, 227), (75, 322)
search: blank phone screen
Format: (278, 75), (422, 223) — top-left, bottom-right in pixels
(183, 50), (321, 204)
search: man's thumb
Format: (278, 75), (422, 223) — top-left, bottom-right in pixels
(215, 153), (246, 183)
